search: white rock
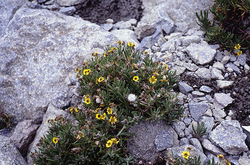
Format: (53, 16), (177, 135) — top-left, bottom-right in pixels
(216, 80), (234, 89)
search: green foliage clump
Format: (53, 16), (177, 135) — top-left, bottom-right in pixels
(196, 0), (250, 53)
(191, 122), (208, 140)
(0, 111), (13, 130)
(31, 41), (184, 165)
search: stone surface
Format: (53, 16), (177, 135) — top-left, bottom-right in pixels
(186, 41), (216, 65)
(209, 120), (248, 155)
(172, 121), (186, 138)
(167, 144), (207, 165)
(213, 93), (234, 110)
(135, 24), (156, 40)
(189, 102), (210, 121)
(202, 139), (226, 156)
(0, 135), (27, 165)
(0, 7), (138, 122)
(0, 0), (26, 37)
(56, 0), (87, 6)
(179, 82), (193, 94)
(195, 68), (211, 79)
(216, 80), (234, 89)
(10, 120), (39, 156)
(27, 104), (70, 165)
(127, 120), (179, 163)
(189, 138), (203, 152)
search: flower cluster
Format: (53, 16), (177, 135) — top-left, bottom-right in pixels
(32, 41), (183, 165)
(234, 44), (242, 56)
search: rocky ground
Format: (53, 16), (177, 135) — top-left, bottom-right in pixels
(1, 0), (250, 165)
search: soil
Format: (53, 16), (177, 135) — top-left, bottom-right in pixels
(74, 0), (143, 25)
(177, 62), (250, 126)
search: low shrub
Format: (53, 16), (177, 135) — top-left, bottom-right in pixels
(31, 41), (184, 165)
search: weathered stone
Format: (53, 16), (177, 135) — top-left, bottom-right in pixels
(0, 7), (138, 122)
(0, 0), (26, 37)
(181, 35), (201, 47)
(161, 38), (181, 52)
(201, 139), (226, 156)
(199, 85), (212, 93)
(189, 102), (210, 121)
(237, 54), (246, 66)
(195, 68), (211, 79)
(178, 82), (193, 94)
(213, 93), (234, 110)
(209, 120), (248, 155)
(56, 0), (87, 6)
(167, 145), (207, 165)
(135, 24), (156, 40)
(127, 120), (179, 162)
(171, 66), (186, 75)
(225, 63), (241, 74)
(10, 120), (39, 156)
(199, 116), (214, 133)
(27, 104), (70, 165)
(186, 41), (216, 65)
(58, 6), (76, 16)
(239, 153), (250, 165)
(213, 61), (225, 71)
(189, 138), (203, 152)
(172, 121), (186, 138)
(183, 63), (199, 72)
(211, 68), (224, 80)
(216, 80), (234, 89)
(242, 126), (250, 149)
(212, 108), (226, 121)
(192, 91), (205, 97)
(221, 55), (231, 64)
(179, 138), (190, 146)
(0, 135), (27, 165)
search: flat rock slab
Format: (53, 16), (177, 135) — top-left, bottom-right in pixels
(209, 120), (248, 155)
(0, 7), (138, 122)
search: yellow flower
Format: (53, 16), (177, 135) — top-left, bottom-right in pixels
(75, 108), (79, 112)
(96, 113), (101, 120)
(75, 67), (78, 72)
(103, 52), (107, 57)
(85, 98), (91, 104)
(165, 64), (168, 70)
(106, 140), (112, 148)
(98, 77), (104, 82)
(107, 107), (112, 114)
(153, 72), (159, 77)
(132, 63), (135, 69)
(226, 159), (231, 165)
(128, 42), (135, 47)
(95, 108), (101, 112)
(85, 94), (90, 99)
(133, 76), (139, 82)
(237, 51), (242, 56)
(111, 138), (119, 144)
(101, 113), (106, 120)
(117, 40), (122, 44)
(53, 137), (58, 144)
(217, 154), (224, 159)
(149, 76), (157, 84)
(109, 116), (117, 125)
(77, 132), (84, 139)
(70, 106), (74, 114)
(143, 51), (149, 54)
(234, 44), (241, 50)
(182, 150), (190, 159)
(83, 69), (91, 75)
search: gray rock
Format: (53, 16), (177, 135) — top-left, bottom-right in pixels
(56, 0), (87, 6)
(27, 104), (70, 165)
(135, 24), (156, 40)
(216, 80), (234, 89)
(0, 135), (27, 165)
(37, 0), (48, 3)
(195, 68), (211, 79)
(181, 35), (201, 47)
(100, 23), (113, 31)
(183, 62), (198, 71)
(179, 138), (190, 146)
(161, 38), (181, 52)
(213, 93), (234, 109)
(244, 63), (250, 73)
(0, 7), (138, 122)
(0, 0), (26, 37)
(186, 41), (216, 65)
(237, 54), (246, 65)
(239, 153), (250, 165)
(189, 102), (210, 121)
(10, 120), (39, 156)
(179, 82), (193, 94)
(212, 61), (225, 71)
(167, 145), (207, 165)
(127, 120), (179, 162)
(171, 66), (186, 75)
(192, 91), (205, 97)
(199, 85), (212, 93)
(242, 126), (250, 149)
(183, 118), (192, 126)
(225, 63), (241, 74)
(211, 68), (224, 80)
(200, 116), (214, 133)
(215, 50), (223, 61)
(212, 108), (226, 121)
(221, 55), (231, 64)
(189, 138), (203, 152)
(201, 139), (226, 156)
(59, 6), (76, 16)
(209, 120), (248, 155)
(172, 121), (186, 138)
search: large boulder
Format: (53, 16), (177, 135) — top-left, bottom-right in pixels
(0, 0), (26, 37)
(0, 7), (138, 122)
(0, 135), (27, 165)
(142, 0), (214, 33)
